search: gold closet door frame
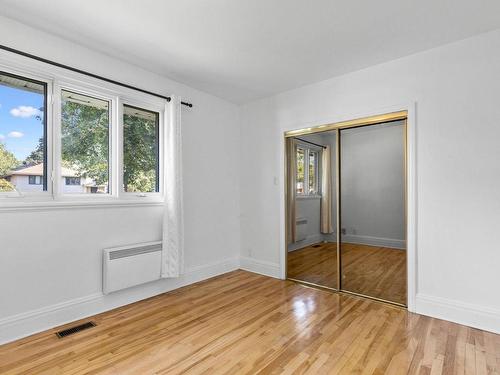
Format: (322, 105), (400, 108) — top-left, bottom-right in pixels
(284, 110), (408, 308)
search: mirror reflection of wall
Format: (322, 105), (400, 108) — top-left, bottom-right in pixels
(340, 120), (406, 305)
(286, 131), (337, 289)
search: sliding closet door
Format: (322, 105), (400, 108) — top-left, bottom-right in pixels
(286, 132), (338, 289)
(339, 121), (406, 305)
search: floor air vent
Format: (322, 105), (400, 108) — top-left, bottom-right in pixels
(56, 321), (96, 338)
(312, 244), (322, 248)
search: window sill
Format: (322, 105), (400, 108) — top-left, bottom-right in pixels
(297, 194), (322, 200)
(0, 199), (164, 213)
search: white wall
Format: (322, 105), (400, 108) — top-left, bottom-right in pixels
(0, 16), (241, 343)
(240, 29), (500, 333)
(340, 121), (405, 249)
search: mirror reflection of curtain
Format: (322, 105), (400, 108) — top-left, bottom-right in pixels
(320, 145), (333, 234)
(286, 138), (297, 244)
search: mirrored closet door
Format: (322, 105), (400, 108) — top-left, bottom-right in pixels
(339, 120), (406, 305)
(286, 131), (338, 289)
(286, 113), (407, 306)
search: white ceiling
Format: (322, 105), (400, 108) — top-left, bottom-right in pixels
(1, 0), (500, 104)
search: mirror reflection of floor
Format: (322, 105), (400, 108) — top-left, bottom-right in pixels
(287, 242), (407, 305)
(341, 243), (407, 305)
(287, 242), (338, 289)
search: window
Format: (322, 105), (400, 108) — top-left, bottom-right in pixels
(123, 105), (159, 193)
(28, 175), (43, 185)
(0, 55), (169, 206)
(0, 72), (47, 193)
(65, 177), (81, 185)
(296, 144), (320, 196)
(61, 90), (110, 194)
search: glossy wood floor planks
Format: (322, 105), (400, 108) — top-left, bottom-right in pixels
(1, 270), (498, 374)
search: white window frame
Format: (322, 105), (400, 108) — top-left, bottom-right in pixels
(0, 49), (169, 209)
(0, 63), (53, 201)
(118, 96), (165, 200)
(53, 81), (117, 201)
(295, 141), (322, 198)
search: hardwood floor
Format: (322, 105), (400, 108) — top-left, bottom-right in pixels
(287, 242), (406, 305)
(1, 270), (499, 374)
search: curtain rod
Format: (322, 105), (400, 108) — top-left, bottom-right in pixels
(295, 137), (327, 149)
(0, 44), (193, 108)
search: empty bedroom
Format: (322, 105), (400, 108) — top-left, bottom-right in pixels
(1, 1), (500, 374)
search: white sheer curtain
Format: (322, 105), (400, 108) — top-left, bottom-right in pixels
(161, 96), (184, 278)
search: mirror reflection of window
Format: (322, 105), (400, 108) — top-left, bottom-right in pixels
(287, 136), (334, 290)
(308, 150), (318, 194)
(296, 147), (305, 194)
(295, 145), (320, 196)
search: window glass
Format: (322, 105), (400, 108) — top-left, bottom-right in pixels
(61, 90), (110, 194)
(28, 175), (43, 185)
(296, 147), (305, 194)
(123, 105), (159, 193)
(65, 177), (81, 186)
(0, 72), (46, 193)
(308, 151), (318, 194)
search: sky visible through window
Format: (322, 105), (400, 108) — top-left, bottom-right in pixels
(0, 84), (44, 161)
(1, 74), (160, 195)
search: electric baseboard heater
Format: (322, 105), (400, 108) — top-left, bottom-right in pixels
(103, 241), (162, 294)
